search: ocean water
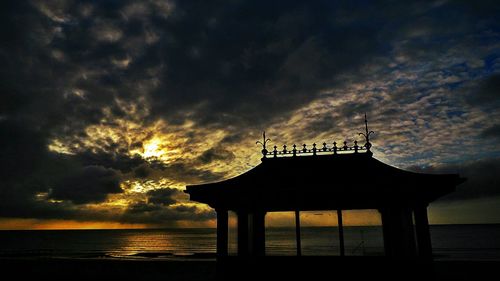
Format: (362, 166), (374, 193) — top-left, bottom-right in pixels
(0, 225), (499, 261)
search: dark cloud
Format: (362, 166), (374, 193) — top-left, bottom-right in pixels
(133, 164), (150, 178)
(121, 202), (215, 224)
(197, 146), (235, 164)
(2, 0), (498, 138)
(306, 114), (343, 135)
(338, 102), (374, 121)
(122, 185), (216, 224)
(126, 202), (163, 214)
(408, 158), (500, 201)
(481, 124), (500, 139)
(173, 204), (197, 213)
(49, 165), (122, 204)
(0, 120), (48, 181)
(160, 162), (226, 184)
(75, 150), (146, 173)
(466, 74), (500, 107)
(148, 0), (385, 127)
(146, 188), (181, 206)
(2, 0), (499, 136)
(220, 133), (247, 144)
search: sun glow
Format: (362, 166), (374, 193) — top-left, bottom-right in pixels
(0, 218), (148, 230)
(143, 138), (162, 158)
(133, 135), (184, 163)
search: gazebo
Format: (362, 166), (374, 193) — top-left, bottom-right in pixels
(186, 117), (465, 264)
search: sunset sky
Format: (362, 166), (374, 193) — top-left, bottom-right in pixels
(1, 0), (499, 229)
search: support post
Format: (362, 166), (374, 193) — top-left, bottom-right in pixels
(401, 207), (417, 257)
(251, 211), (266, 256)
(414, 205), (432, 260)
(380, 207), (417, 258)
(237, 211), (249, 256)
(216, 209), (228, 257)
(295, 210), (301, 256)
(380, 208), (392, 257)
(337, 209), (345, 257)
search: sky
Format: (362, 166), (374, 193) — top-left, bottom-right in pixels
(0, 0), (499, 229)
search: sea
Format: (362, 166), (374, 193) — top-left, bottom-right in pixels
(1, 224), (499, 261)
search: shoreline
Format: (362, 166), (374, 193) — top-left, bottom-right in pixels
(0, 251), (217, 261)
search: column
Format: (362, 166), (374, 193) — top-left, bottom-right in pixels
(295, 210), (302, 256)
(216, 209), (228, 257)
(414, 205), (432, 259)
(337, 210), (345, 257)
(237, 211), (249, 256)
(381, 207), (417, 258)
(400, 207), (417, 257)
(251, 211), (266, 256)
(380, 208), (393, 256)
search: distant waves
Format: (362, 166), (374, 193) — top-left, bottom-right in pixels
(0, 225), (499, 261)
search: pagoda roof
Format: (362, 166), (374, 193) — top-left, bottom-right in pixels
(187, 119), (465, 211)
(186, 151), (465, 211)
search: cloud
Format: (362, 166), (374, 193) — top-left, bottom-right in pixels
(74, 150), (146, 173)
(0, 120), (48, 182)
(146, 0), (389, 128)
(481, 124), (500, 140)
(133, 164), (150, 178)
(121, 202), (215, 225)
(146, 188), (182, 206)
(49, 165), (122, 204)
(1, 0), (500, 225)
(465, 74), (500, 107)
(197, 146), (235, 164)
(408, 158), (500, 201)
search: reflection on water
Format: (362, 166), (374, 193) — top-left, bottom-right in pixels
(0, 229), (216, 259)
(112, 231), (174, 257)
(107, 229), (217, 258)
(264, 226), (385, 256)
(1, 225), (500, 260)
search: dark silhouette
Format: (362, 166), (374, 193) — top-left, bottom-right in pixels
(186, 116), (466, 279)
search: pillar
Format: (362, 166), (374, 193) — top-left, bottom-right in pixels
(295, 210), (301, 256)
(251, 211), (266, 256)
(237, 211), (249, 256)
(414, 205), (432, 259)
(216, 209), (228, 257)
(237, 211), (266, 256)
(337, 210), (345, 257)
(380, 207), (417, 258)
(381, 208), (392, 256)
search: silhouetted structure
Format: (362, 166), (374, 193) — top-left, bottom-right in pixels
(185, 116), (465, 277)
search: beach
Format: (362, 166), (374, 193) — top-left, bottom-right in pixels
(1, 257), (499, 280)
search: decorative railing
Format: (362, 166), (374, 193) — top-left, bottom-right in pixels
(263, 140), (369, 158)
(256, 114), (374, 159)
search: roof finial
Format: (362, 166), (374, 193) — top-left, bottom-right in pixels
(256, 131), (271, 159)
(358, 113), (375, 152)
